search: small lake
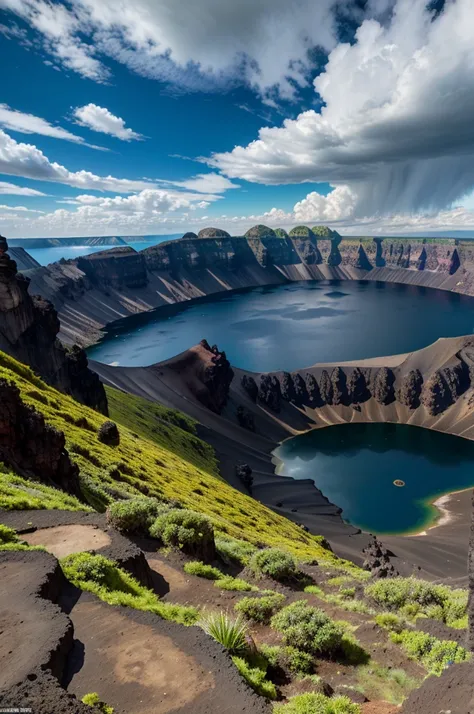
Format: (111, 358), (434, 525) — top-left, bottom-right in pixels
(88, 280), (474, 371)
(274, 423), (474, 535)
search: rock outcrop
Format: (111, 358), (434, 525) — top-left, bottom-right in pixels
(363, 537), (399, 578)
(77, 247), (148, 289)
(241, 374), (258, 401)
(0, 237), (107, 414)
(397, 369), (424, 409)
(372, 367), (396, 405)
(197, 340), (234, 413)
(97, 420), (120, 446)
(258, 374), (281, 412)
(0, 378), (81, 496)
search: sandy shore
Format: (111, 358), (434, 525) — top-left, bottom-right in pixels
(414, 488), (472, 536)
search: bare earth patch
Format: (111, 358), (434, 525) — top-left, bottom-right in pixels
(67, 599), (214, 714)
(23, 525), (111, 558)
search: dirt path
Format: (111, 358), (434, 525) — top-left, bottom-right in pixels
(66, 593), (269, 714)
(23, 525), (111, 558)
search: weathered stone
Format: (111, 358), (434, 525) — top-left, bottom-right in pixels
(280, 372), (296, 401)
(197, 227), (231, 238)
(0, 378), (81, 496)
(292, 373), (308, 404)
(258, 374), (281, 412)
(372, 367), (396, 405)
(327, 237), (342, 266)
(330, 367), (348, 406)
(236, 406), (255, 431)
(305, 373), (323, 407)
(397, 369), (424, 409)
(236, 463), (253, 493)
(416, 246), (427, 270)
(450, 248), (461, 274)
(97, 420), (120, 446)
(198, 340), (235, 413)
(354, 244), (372, 271)
(241, 375), (258, 401)
(421, 364), (469, 416)
(373, 237), (386, 267)
(363, 536), (398, 578)
(0, 236), (107, 414)
(319, 370), (333, 404)
(244, 224), (276, 239)
(347, 368), (370, 404)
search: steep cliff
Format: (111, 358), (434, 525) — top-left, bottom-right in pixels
(0, 237), (107, 414)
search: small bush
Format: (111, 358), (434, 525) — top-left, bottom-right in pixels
(235, 592), (286, 623)
(215, 575), (257, 592)
(249, 548), (298, 582)
(366, 577), (467, 627)
(81, 692), (114, 713)
(215, 533), (257, 565)
(374, 613), (405, 633)
(232, 655), (277, 699)
(200, 612), (248, 654)
(280, 646), (314, 674)
(274, 692), (361, 713)
(150, 508), (215, 560)
(271, 601), (344, 657)
(61, 552), (197, 626)
(106, 497), (166, 535)
(339, 587), (356, 599)
(391, 630), (469, 675)
(184, 560), (223, 580)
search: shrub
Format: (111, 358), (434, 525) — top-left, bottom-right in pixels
(356, 665), (417, 705)
(249, 548), (298, 582)
(149, 508), (215, 560)
(232, 655), (277, 699)
(271, 601), (344, 657)
(374, 613), (405, 633)
(339, 587), (356, 599)
(200, 612), (248, 654)
(391, 630), (469, 675)
(366, 577), (467, 627)
(61, 552), (197, 626)
(274, 692), (361, 713)
(215, 575), (257, 592)
(215, 533), (257, 565)
(280, 646), (314, 674)
(0, 524), (18, 544)
(81, 692), (114, 713)
(184, 560), (223, 580)
(235, 592), (286, 623)
(106, 497), (166, 535)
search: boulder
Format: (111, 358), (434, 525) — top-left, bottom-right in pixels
(97, 420), (120, 446)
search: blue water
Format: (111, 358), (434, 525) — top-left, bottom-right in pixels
(87, 280), (474, 370)
(274, 423), (474, 534)
(25, 236), (175, 266)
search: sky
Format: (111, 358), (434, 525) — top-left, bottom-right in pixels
(1, 0), (474, 239)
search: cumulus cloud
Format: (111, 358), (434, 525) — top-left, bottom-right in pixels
(73, 103), (143, 141)
(0, 0), (347, 98)
(0, 104), (104, 149)
(210, 0), (474, 218)
(0, 180), (46, 196)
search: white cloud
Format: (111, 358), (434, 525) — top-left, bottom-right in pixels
(0, 180), (47, 196)
(294, 186), (357, 222)
(209, 0), (474, 218)
(163, 173), (240, 194)
(73, 103), (143, 141)
(0, 204), (43, 213)
(0, 128), (158, 192)
(0, 0), (347, 98)
(0, 104), (104, 149)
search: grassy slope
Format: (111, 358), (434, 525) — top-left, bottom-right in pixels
(0, 351), (351, 566)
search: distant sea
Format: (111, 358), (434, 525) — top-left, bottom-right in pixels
(24, 235), (179, 266)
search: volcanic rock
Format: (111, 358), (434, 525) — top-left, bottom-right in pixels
(241, 374), (258, 401)
(319, 370), (333, 404)
(197, 227), (231, 238)
(363, 536), (399, 578)
(354, 244), (372, 271)
(397, 369), (424, 409)
(236, 463), (253, 493)
(372, 367), (396, 405)
(330, 367), (348, 405)
(347, 368), (370, 404)
(280, 372), (296, 401)
(236, 405), (255, 431)
(258, 374), (281, 412)
(97, 420), (120, 446)
(0, 378), (81, 496)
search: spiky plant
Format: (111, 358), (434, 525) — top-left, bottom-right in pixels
(200, 612), (248, 654)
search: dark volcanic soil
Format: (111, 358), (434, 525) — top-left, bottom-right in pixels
(400, 662), (474, 714)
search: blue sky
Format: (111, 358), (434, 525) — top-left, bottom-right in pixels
(0, 0), (474, 238)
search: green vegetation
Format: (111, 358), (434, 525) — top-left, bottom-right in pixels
(311, 226), (341, 239)
(105, 497), (166, 534)
(356, 665), (418, 705)
(0, 351), (350, 566)
(61, 552), (197, 625)
(215, 575), (257, 592)
(199, 612), (248, 654)
(235, 592), (286, 623)
(274, 692), (361, 713)
(0, 523), (45, 552)
(374, 612), (405, 633)
(271, 601), (345, 658)
(366, 577), (467, 627)
(149, 508), (214, 555)
(391, 630), (469, 675)
(215, 533), (257, 565)
(262, 644), (314, 674)
(232, 654), (277, 699)
(249, 548), (298, 582)
(289, 226), (315, 239)
(81, 692), (114, 713)
(184, 560), (223, 579)
(274, 228), (289, 239)
(0, 464), (90, 512)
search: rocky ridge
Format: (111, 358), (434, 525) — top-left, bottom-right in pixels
(0, 237), (107, 413)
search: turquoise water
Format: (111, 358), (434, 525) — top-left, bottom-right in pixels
(274, 423), (474, 535)
(88, 280), (474, 370)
